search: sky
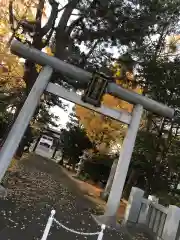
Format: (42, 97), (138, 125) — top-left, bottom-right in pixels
(50, 100), (73, 128)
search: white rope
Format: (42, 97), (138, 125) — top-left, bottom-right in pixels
(41, 210), (106, 240)
(53, 218), (101, 236)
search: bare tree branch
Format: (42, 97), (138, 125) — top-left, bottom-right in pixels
(41, 0), (59, 36)
(9, 0), (15, 30)
(58, 2), (70, 12)
(78, 28), (111, 42)
(79, 39), (101, 67)
(66, 16), (83, 36)
(55, 0), (79, 59)
(35, 0), (45, 32)
(56, 0), (79, 31)
(8, 1), (22, 47)
(154, 25), (169, 59)
(42, 28), (55, 47)
(71, 13), (82, 16)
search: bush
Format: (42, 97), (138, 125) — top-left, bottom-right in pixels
(77, 173), (90, 182)
(83, 153), (115, 184)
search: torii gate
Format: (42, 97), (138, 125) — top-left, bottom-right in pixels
(0, 40), (177, 227)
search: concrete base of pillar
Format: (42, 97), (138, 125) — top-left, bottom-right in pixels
(92, 214), (128, 231)
(0, 185), (7, 198)
(92, 214), (117, 228)
(99, 191), (109, 201)
(92, 214), (133, 238)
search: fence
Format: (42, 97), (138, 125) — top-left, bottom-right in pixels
(138, 199), (168, 239)
(41, 210), (106, 240)
(123, 187), (180, 240)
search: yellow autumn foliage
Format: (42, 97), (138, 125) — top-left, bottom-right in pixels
(0, 0), (40, 92)
(167, 35), (180, 53)
(44, 46), (54, 56)
(0, 5), (23, 91)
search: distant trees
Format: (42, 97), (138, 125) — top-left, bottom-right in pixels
(60, 125), (92, 169)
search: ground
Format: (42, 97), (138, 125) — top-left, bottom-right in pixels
(0, 154), (154, 240)
(60, 166), (127, 220)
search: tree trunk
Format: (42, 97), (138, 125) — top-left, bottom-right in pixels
(72, 163), (76, 171)
(0, 93), (26, 147)
(123, 169), (137, 200)
(33, 135), (42, 152)
(100, 158), (118, 201)
(59, 152), (64, 165)
(76, 159), (84, 177)
(55, 0), (79, 60)
(52, 143), (58, 159)
(15, 137), (27, 159)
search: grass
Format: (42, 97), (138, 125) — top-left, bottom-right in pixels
(8, 158), (17, 170)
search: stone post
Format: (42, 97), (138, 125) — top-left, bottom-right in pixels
(137, 199), (151, 225)
(162, 205), (180, 240)
(123, 187), (144, 224)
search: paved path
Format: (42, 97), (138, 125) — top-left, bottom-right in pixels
(0, 154), (153, 240)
